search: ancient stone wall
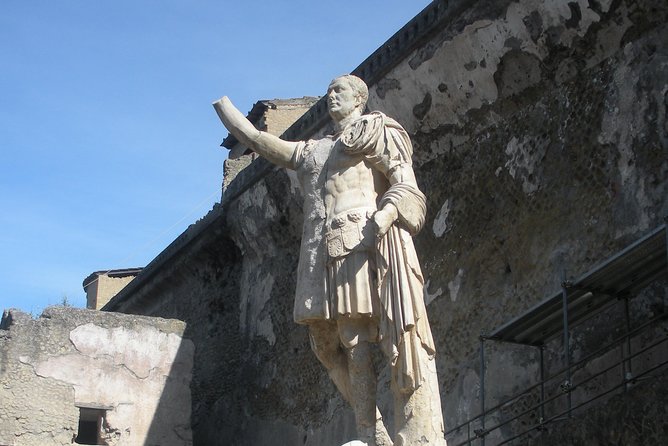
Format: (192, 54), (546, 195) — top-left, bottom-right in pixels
(101, 209), (260, 444)
(92, 274), (134, 309)
(374, 0), (668, 436)
(0, 307), (193, 446)
(104, 0), (667, 444)
(224, 0), (668, 442)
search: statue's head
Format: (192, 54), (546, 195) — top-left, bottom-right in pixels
(327, 75), (368, 122)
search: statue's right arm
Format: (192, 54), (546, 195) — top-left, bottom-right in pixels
(213, 96), (299, 169)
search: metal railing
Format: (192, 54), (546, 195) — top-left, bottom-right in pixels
(445, 314), (668, 445)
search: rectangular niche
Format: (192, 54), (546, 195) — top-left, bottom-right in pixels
(75, 405), (109, 445)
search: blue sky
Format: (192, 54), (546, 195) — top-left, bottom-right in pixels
(0, 1), (431, 314)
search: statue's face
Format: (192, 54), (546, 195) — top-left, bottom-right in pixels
(327, 78), (360, 121)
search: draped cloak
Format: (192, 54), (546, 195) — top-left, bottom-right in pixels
(288, 112), (435, 393)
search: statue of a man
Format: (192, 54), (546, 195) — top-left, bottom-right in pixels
(214, 75), (445, 446)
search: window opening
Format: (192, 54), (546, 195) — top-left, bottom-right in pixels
(75, 407), (106, 445)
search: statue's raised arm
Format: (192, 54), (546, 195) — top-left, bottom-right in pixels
(213, 96), (298, 169)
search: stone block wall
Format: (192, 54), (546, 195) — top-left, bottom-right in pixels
(0, 307), (193, 446)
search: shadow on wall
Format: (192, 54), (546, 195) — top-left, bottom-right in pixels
(140, 337), (195, 446)
(113, 231), (247, 445)
(62, 334), (195, 446)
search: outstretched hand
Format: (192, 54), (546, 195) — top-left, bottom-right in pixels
(212, 96), (252, 135)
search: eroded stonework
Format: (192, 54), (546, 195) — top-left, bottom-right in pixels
(0, 307), (193, 446)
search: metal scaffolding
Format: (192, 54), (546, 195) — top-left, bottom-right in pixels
(445, 222), (668, 446)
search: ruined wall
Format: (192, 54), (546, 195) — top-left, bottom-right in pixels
(83, 269), (142, 310)
(222, 0), (668, 442)
(527, 371), (668, 445)
(103, 0), (667, 444)
(0, 307), (193, 446)
(381, 0), (668, 434)
(101, 209), (260, 444)
(261, 99), (322, 139)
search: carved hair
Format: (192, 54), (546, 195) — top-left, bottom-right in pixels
(333, 74), (369, 109)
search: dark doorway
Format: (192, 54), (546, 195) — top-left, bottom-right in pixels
(75, 407), (106, 445)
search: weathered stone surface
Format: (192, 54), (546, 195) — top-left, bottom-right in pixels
(0, 307), (193, 446)
(105, 0), (667, 444)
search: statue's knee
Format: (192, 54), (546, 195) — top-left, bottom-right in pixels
(338, 317), (377, 349)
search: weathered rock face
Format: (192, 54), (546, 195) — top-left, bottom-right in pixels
(105, 0), (667, 444)
(0, 307), (193, 446)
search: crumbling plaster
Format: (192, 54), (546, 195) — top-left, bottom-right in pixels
(0, 307), (193, 446)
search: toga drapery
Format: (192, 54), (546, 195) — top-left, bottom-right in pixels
(288, 112), (435, 392)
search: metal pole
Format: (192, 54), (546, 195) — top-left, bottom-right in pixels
(665, 218), (668, 269)
(539, 346), (545, 425)
(480, 337), (486, 446)
(624, 296), (632, 388)
(620, 332), (626, 389)
(561, 277), (572, 417)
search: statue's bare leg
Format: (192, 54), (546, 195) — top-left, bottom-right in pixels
(338, 318), (393, 446)
(309, 320), (392, 446)
(345, 340), (376, 441)
(309, 320), (353, 402)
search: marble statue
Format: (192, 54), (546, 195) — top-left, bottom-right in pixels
(214, 75), (446, 446)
